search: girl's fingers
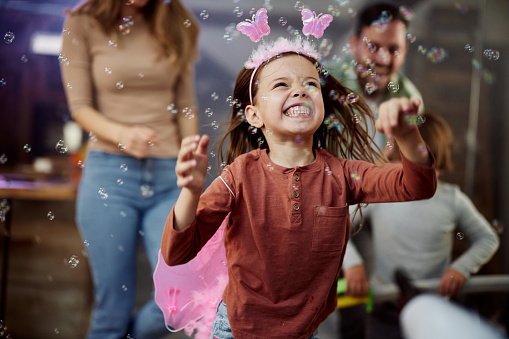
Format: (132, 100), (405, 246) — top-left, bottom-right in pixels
(178, 142), (198, 163)
(196, 135), (210, 156)
(180, 135), (201, 152)
(176, 175), (194, 188)
(175, 159), (197, 176)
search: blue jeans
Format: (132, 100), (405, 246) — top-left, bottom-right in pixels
(210, 301), (320, 339)
(76, 151), (180, 339)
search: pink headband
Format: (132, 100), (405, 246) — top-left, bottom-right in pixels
(237, 7), (333, 105)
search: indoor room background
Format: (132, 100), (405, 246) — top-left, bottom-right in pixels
(0, 0), (508, 337)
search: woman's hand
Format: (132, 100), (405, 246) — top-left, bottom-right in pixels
(118, 125), (159, 158)
(175, 135), (210, 193)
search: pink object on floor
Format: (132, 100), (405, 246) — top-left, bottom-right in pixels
(153, 215), (229, 338)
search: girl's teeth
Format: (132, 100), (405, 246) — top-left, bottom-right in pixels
(285, 106), (310, 117)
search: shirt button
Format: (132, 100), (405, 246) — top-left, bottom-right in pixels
(293, 190), (300, 198)
(294, 174), (300, 182)
(293, 203), (300, 211)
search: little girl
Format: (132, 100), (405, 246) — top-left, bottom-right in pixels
(161, 37), (436, 339)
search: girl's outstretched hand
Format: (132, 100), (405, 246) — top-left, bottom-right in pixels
(375, 97), (422, 139)
(175, 135), (210, 193)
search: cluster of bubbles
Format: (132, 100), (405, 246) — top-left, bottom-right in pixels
(456, 232), (464, 240)
(286, 25), (302, 38)
(483, 49), (500, 61)
(98, 187), (109, 200)
(47, 211), (55, 221)
(119, 16), (134, 35)
(416, 45), (448, 64)
(167, 103), (178, 114)
(223, 23), (240, 43)
(263, 0), (273, 12)
(183, 107), (194, 119)
(58, 53), (69, 67)
(371, 10), (393, 33)
(327, 5), (340, 17)
(140, 184), (154, 198)
(315, 63), (330, 79)
(399, 6), (414, 21)
(233, 6), (243, 17)
(406, 33), (416, 44)
(356, 56), (376, 79)
(425, 47), (448, 64)
(364, 82), (377, 95)
(318, 39), (333, 58)
(67, 255), (80, 268)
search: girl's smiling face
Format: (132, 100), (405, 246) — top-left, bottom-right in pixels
(245, 54), (325, 145)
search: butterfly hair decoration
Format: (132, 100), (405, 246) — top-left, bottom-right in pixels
(236, 8), (271, 43)
(301, 9), (333, 39)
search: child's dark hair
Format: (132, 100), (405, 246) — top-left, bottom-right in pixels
(217, 52), (386, 167)
(355, 3), (409, 37)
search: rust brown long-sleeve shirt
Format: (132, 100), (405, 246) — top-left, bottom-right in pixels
(162, 148), (436, 338)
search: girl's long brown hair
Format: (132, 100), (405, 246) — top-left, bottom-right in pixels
(68, 0), (199, 67)
(218, 52), (386, 167)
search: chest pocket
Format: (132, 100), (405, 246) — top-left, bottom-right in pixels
(312, 205), (348, 253)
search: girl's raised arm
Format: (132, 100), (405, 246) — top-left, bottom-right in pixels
(173, 134), (210, 231)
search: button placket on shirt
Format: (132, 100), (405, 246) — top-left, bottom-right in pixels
(291, 171), (302, 221)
